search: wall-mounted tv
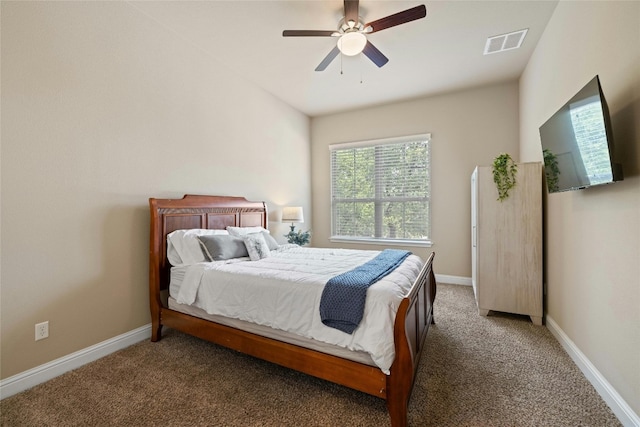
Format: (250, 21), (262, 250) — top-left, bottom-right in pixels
(539, 75), (623, 193)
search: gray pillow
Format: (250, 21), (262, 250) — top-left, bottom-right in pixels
(197, 235), (249, 261)
(259, 231), (279, 251)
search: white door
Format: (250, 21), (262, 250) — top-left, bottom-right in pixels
(470, 168), (478, 297)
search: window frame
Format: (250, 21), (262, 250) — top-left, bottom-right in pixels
(329, 133), (432, 248)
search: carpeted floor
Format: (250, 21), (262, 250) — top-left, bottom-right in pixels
(1, 284), (621, 426)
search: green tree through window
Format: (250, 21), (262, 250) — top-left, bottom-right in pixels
(330, 134), (431, 243)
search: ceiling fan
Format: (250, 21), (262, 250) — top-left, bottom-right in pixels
(282, 1), (427, 71)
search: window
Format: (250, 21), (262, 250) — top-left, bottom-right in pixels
(330, 134), (431, 246)
(570, 96), (613, 185)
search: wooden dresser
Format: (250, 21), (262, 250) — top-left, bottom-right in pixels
(471, 162), (543, 325)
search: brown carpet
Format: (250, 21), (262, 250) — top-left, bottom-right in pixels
(1, 284), (620, 426)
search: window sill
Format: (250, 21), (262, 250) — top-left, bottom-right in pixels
(329, 237), (433, 248)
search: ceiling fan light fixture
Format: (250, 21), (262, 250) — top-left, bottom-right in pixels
(337, 32), (367, 56)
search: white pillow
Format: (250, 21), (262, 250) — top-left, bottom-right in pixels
(166, 240), (183, 266)
(242, 233), (271, 261)
(167, 229), (229, 265)
(226, 226), (269, 237)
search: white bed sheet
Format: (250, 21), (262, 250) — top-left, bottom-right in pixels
(171, 245), (423, 374)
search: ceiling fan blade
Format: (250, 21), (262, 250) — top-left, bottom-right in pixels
(365, 4), (427, 33)
(315, 46), (340, 71)
(344, 0), (359, 25)
(283, 30), (336, 37)
(362, 41), (389, 68)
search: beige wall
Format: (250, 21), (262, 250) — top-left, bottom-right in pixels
(0, 2), (311, 379)
(5, 1), (637, 417)
(310, 82), (520, 277)
(519, 0), (640, 416)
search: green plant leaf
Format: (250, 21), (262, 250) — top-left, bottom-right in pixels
(492, 153), (517, 201)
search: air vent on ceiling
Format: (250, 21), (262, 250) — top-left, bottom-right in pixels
(484, 28), (528, 55)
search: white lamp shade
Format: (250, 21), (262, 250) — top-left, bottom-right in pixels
(337, 32), (367, 56)
(282, 206), (304, 223)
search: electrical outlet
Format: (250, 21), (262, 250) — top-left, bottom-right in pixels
(35, 321), (49, 341)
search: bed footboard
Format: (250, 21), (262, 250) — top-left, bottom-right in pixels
(387, 252), (436, 427)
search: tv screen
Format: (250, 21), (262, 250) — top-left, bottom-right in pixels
(539, 75), (623, 193)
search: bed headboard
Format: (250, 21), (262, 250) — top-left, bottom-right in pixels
(148, 195), (267, 306)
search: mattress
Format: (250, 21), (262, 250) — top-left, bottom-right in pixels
(169, 245), (423, 373)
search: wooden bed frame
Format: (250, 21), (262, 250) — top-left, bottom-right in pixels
(149, 194), (436, 427)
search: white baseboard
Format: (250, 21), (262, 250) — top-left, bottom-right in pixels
(0, 323), (152, 400)
(435, 274), (472, 286)
(546, 315), (640, 427)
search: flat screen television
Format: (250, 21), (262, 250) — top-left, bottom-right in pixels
(539, 75), (623, 193)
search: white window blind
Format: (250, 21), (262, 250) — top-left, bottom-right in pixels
(329, 134), (431, 245)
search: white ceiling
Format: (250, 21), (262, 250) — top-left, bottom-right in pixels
(130, 1), (559, 117)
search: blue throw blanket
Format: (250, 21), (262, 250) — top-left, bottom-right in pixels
(319, 249), (411, 334)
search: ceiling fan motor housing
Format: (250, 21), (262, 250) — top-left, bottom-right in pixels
(339, 17), (366, 33)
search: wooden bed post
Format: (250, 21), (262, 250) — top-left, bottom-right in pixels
(386, 252), (436, 427)
(148, 198), (164, 342)
(387, 296), (413, 427)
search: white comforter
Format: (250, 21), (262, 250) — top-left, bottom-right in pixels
(174, 245), (423, 373)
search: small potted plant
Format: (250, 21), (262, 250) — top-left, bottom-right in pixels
(492, 153), (518, 201)
(285, 228), (311, 246)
